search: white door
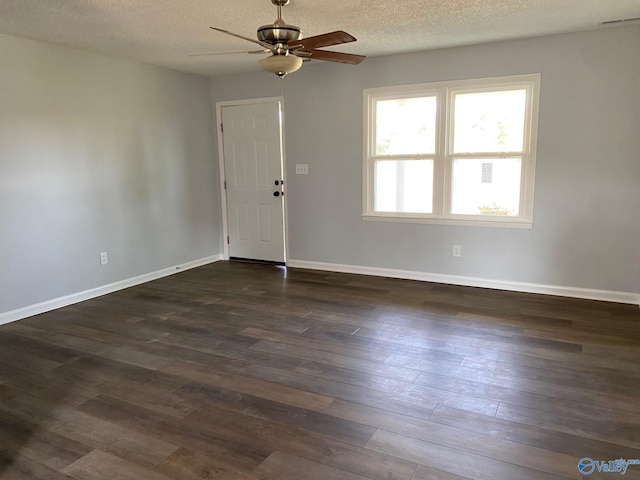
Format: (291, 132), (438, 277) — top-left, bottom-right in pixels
(221, 101), (285, 262)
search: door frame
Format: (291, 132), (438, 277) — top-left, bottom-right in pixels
(215, 96), (289, 262)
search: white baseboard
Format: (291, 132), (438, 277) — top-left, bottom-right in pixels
(3, 255), (636, 326)
(287, 259), (640, 307)
(0, 255), (223, 326)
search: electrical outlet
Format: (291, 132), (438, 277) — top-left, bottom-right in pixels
(295, 164), (309, 175)
(100, 252), (108, 265)
(453, 245), (461, 257)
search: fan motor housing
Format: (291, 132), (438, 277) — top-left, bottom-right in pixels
(257, 24), (302, 44)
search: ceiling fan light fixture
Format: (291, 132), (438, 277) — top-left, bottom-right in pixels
(206, 0), (365, 75)
(259, 54), (303, 78)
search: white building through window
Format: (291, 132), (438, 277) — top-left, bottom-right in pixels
(363, 74), (540, 228)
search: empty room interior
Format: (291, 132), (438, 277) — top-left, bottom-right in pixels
(1, 1), (640, 479)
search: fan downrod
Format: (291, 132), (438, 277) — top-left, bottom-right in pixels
(258, 0), (301, 45)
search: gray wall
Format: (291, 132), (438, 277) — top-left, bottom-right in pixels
(211, 26), (640, 295)
(2, 24), (637, 317)
(0, 34), (222, 314)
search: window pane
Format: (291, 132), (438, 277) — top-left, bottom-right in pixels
(451, 158), (521, 216)
(453, 90), (526, 153)
(375, 97), (436, 155)
(375, 160), (433, 213)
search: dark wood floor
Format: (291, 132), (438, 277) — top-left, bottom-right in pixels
(1, 261), (639, 479)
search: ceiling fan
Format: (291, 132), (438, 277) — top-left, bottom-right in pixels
(203, 0), (366, 78)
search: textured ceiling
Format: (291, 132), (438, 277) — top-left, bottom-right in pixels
(0, 0), (639, 77)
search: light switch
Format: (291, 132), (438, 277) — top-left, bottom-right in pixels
(295, 164), (309, 175)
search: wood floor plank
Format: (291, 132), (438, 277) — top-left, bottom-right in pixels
(150, 335), (304, 373)
(253, 451), (376, 480)
(496, 402), (640, 449)
(241, 363), (437, 419)
(45, 355), (204, 418)
(371, 413), (581, 478)
(239, 327), (392, 362)
(295, 361), (500, 416)
(366, 430), (568, 480)
(413, 369), (601, 415)
(17, 313), (280, 376)
(321, 398), (438, 440)
(429, 405), (640, 461)
(397, 356), (599, 405)
(522, 326), (638, 347)
(459, 355), (640, 397)
(177, 381), (374, 447)
(302, 310), (417, 331)
(2, 323), (171, 371)
(62, 449), (174, 480)
(1, 394), (178, 469)
(159, 361), (334, 411)
(0, 332), (70, 373)
(455, 310), (573, 335)
(383, 352), (464, 375)
(0, 407), (91, 471)
(0, 363), (98, 409)
(597, 392), (640, 415)
(327, 401), (586, 478)
(186, 402), (417, 480)
(251, 339), (421, 382)
(0, 452), (73, 480)
(77, 394), (271, 472)
(0, 384), (12, 402)
(154, 447), (263, 480)
(410, 465), (470, 480)
(460, 352), (640, 383)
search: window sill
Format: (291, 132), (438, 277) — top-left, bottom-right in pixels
(362, 214), (533, 229)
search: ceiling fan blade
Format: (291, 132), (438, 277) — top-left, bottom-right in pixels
(288, 30), (356, 50)
(210, 27), (274, 50)
(189, 50), (268, 57)
(297, 49), (366, 65)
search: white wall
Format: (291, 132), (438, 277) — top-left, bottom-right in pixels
(0, 34), (223, 317)
(210, 26), (640, 299)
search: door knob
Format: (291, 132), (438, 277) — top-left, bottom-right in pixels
(273, 191), (281, 197)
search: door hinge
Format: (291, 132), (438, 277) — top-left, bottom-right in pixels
(220, 123), (224, 133)
(227, 236), (230, 244)
(224, 180), (227, 190)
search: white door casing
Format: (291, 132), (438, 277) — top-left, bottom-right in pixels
(219, 100), (285, 262)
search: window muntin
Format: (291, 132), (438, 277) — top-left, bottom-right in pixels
(364, 75), (539, 228)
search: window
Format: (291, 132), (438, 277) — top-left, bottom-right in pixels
(363, 74), (540, 228)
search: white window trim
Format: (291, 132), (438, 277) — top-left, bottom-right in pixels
(363, 74), (541, 229)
